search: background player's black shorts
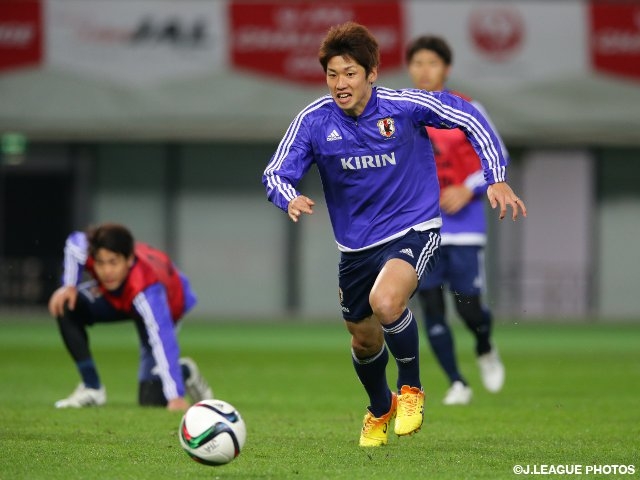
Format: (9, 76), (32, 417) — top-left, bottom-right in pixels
(338, 228), (441, 322)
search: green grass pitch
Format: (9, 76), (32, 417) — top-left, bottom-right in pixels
(0, 316), (638, 479)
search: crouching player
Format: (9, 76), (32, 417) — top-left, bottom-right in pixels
(48, 222), (213, 411)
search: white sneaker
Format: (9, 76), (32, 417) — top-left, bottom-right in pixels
(55, 383), (106, 408)
(443, 381), (473, 405)
(180, 357), (213, 402)
(477, 349), (505, 393)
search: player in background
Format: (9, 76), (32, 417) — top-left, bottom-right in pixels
(406, 35), (509, 405)
(262, 22), (526, 446)
(48, 223), (213, 411)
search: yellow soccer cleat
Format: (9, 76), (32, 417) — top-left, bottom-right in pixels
(359, 392), (397, 447)
(394, 385), (424, 436)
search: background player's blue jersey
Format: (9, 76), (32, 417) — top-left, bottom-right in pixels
(263, 87), (507, 252)
(427, 94), (510, 246)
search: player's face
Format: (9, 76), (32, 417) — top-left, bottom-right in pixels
(407, 49), (449, 92)
(326, 55), (377, 117)
(93, 248), (134, 292)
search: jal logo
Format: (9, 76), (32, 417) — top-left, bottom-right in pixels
(469, 6), (524, 62)
(230, 1), (404, 85)
(72, 17), (209, 49)
(590, 3), (640, 81)
(131, 18), (208, 48)
(0, 1), (43, 73)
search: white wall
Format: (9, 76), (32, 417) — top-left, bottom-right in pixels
(177, 194), (285, 318)
(519, 150), (594, 317)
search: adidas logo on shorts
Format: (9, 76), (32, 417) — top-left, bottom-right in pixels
(400, 248), (414, 258)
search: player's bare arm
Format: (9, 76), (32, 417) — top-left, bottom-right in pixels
(287, 195), (315, 223)
(48, 285), (78, 317)
(440, 185), (474, 215)
(487, 182), (527, 221)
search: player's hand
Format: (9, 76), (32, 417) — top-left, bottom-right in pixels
(487, 182), (527, 221)
(287, 195), (315, 223)
(440, 185), (473, 214)
(167, 397), (190, 412)
(48, 285), (78, 317)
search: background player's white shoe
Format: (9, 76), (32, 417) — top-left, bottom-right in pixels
(443, 381), (472, 405)
(477, 349), (505, 392)
(55, 383), (106, 408)
(180, 357), (213, 402)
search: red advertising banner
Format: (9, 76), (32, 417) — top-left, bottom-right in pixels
(230, 1), (404, 85)
(0, 1), (43, 73)
(590, 2), (640, 81)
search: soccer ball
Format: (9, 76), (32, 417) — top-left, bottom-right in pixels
(178, 399), (246, 466)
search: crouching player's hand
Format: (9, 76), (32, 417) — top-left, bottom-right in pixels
(48, 285), (78, 317)
(167, 397), (190, 412)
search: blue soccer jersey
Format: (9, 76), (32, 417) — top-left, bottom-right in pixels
(263, 86), (507, 252)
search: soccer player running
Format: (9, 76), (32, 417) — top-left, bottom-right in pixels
(48, 223), (213, 411)
(262, 22), (526, 447)
(406, 35), (509, 405)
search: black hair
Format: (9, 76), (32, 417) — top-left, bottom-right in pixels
(405, 35), (453, 66)
(87, 223), (134, 259)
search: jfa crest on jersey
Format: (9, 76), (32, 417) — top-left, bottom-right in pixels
(377, 117), (395, 137)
